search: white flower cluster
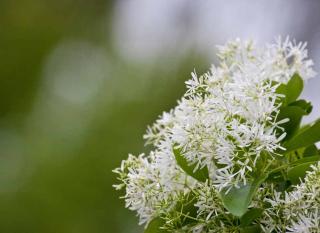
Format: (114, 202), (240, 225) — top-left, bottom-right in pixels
(262, 162), (320, 233)
(113, 152), (196, 225)
(114, 38), (318, 232)
(145, 38), (315, 191)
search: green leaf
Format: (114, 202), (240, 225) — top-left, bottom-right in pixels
(287, 155), (320, 185)
(173, 147), (209, 182)
(289, 99), (312, 115)
(220, 174), (267, 217)
(174, 192), (198, 226)
(303, 144), (318, 157)
(277, 106), (305, 140)
(266, 170), (285, 183)
(240, 208), (263, 227)
(275, 83), (287, 96)
(285, 73), (303, 104)
(150, 193), (198, 232)
(144, 218), (168, 233)
(275, 73), (304, 106)
(287, 162), (316, 184)
(221, 184), (252, 217)
(266, 155), (320, 186)
(240, 225), (262, 233)
(289, 155), (320, 166)
(284, 120), (320, 152)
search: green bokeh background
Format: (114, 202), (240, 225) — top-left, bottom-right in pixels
(2, 1), (319, 233)
(0, 1), (209, 232)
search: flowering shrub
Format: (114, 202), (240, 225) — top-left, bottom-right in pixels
(113, 38), (320, 233)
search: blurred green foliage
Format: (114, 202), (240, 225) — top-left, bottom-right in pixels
(0, 1), (209, 232)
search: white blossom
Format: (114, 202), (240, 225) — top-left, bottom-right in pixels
(114, 38), (317, 232)
(262, 162), (320, 233)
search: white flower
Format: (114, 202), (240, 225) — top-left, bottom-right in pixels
(145, 37), (315, 190)
(113, 140), (198, 225)
(262, 162), (320, 233)
(114, 37), (317, 231)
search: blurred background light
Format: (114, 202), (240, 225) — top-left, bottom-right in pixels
(0, 1), (319, 232)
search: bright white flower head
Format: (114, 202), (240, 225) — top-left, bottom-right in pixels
(145, 37), (315, 191)
(114, 37), (318, 232)
(262, 162), (320, 233)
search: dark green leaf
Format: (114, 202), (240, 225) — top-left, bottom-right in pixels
(275, 180), (292, 192)
(289, 155), (320, 166)
(145, 218), (168, 233)
(285, 73), (303, 104)
(220, 174), (267, 217)
(284, 120), (320, 152)
(240, 208), (263, 227)
(175, 192), (198, 225)
(287, 162), (316, 184)
(266, 155), (320, 186)
(173, 147), (209, 182)
(160, 192), (199, 231)
(266, 170), (285, 183)
(277, 106), (305, 140)
(240, 225), (262, 233)
(289, 99), (312, 115)
(303, 144), (318, 157)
